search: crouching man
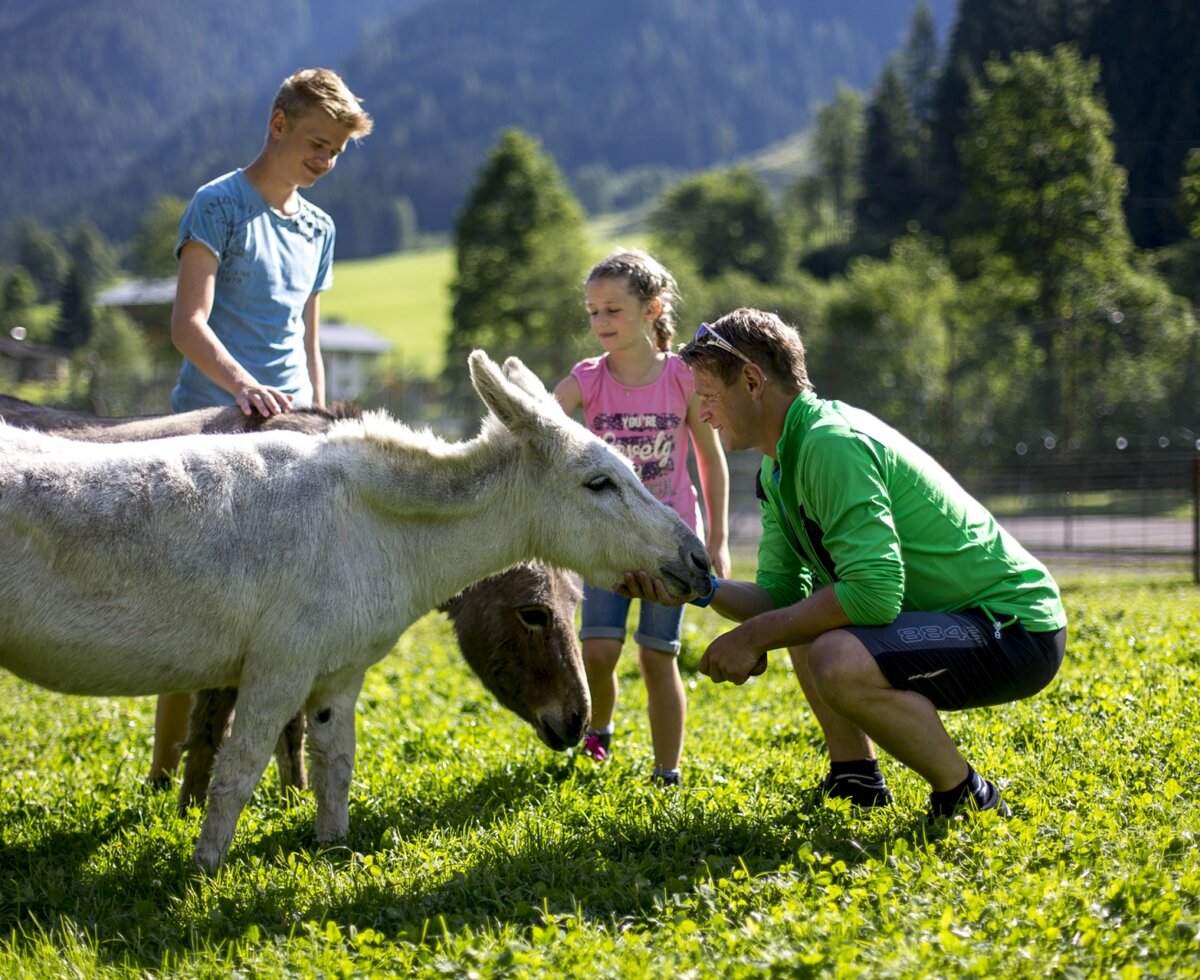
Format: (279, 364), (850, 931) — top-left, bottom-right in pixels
(619, 308), (1067, 820)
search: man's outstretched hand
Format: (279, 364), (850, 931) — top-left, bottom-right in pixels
(613, 570), (690, 606)
(698, 631), (768, 685)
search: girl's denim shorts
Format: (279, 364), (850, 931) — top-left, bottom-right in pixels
(580, 583), (684, 655)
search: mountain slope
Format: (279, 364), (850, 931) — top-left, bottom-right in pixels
(0, 0), (426, 233)
(11, 0), (956, 257)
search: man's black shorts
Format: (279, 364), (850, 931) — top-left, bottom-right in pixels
(842, 610), (1066, 711)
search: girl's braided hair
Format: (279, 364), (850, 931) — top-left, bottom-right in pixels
(586, 249), (679, 352)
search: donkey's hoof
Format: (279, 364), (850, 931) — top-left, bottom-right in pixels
(192, 844), (224, 874)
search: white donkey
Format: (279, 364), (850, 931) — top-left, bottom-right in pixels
(0, 351), (712, 870)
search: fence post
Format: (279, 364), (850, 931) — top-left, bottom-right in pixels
(1193, 455), (1200, 584)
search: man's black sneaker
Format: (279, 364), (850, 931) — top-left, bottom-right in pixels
(927, 771), (1011, 821)
(818, 770), (894, 808)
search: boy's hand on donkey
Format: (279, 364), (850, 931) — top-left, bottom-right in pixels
(236, 382), (294, 417)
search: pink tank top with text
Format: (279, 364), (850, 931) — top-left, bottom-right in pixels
(572, 353), (702, 533)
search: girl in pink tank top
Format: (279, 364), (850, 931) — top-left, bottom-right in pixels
(553, 249), (731, 787)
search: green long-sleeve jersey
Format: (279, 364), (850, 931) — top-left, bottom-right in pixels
(755, 391), (1067, 632)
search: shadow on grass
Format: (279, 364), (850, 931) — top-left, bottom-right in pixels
(0, 804), (156, 935)
(0, 758), (976, 971)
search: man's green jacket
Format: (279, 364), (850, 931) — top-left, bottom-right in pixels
(755, 390), (1068, 632)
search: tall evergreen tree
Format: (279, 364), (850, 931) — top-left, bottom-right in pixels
(856, 64), (920, 236)
(812, 88), (866, 243)
(1088, 0), (1200, 247)
(131, 196), (188, 279)
(444, 129), (588, 414)
(51, 223), (115, 352)
(901, 0), (942, 150)
(955, 44), (1189, 453)
(789, 88), (868, 274)
(855, 3), (943, 242)
(15, 220), (68, 303)
(53, 260), (98, 350)
(65, 222), (118, 291)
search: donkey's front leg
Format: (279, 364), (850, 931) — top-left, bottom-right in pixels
(193, 675), (309, 872)
(305, 672), (365, 845)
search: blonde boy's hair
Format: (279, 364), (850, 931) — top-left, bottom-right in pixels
(271, 68), (374, 138)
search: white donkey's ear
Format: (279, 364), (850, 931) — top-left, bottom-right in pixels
(501, 356), (550, 400)
(470, 350), (557, 440)
(500, 356), (570, 421)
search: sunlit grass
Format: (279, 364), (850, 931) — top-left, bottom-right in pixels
(0, 576), (1197, 975)
(323, 248), (456, 378)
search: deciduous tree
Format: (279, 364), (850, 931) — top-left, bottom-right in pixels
(820, 232), (956, 443)
(956, 44), (1191, 453)
(650, 167), (784, 283)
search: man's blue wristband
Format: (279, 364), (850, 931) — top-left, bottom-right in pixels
(690, 574), (719, 607)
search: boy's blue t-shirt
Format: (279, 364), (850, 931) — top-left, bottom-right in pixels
(171, 169), (336, 411)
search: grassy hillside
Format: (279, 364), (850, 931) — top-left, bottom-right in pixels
(324, 247), (455, 377)
(324, 228), (658, 379)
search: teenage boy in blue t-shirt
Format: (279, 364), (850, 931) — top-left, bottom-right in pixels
(151, 68), (373, 785)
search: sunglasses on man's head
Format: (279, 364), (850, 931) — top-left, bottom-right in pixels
(692, 322), (753, 365)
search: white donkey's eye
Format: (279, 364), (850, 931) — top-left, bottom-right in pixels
(585, 474), (617, 493)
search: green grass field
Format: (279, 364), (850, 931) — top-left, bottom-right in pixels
(322, 248), (456, 378)
(0, 572), (1197, 977)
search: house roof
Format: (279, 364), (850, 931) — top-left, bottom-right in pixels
(96, 278), (391, 355)
(321, 322), (391, 354)
(97, 278), (176, 307)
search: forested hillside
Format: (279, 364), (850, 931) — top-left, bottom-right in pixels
(919, 0), (1200, 249)
(6, 0), (1196, 260)
(6, 0), (956, 258)
(0, 0), (424, 236)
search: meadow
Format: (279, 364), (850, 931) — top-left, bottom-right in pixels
(322, 247), (455, 379)
(0, 571), (1196, 977)
(320, 231), (645, 382)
